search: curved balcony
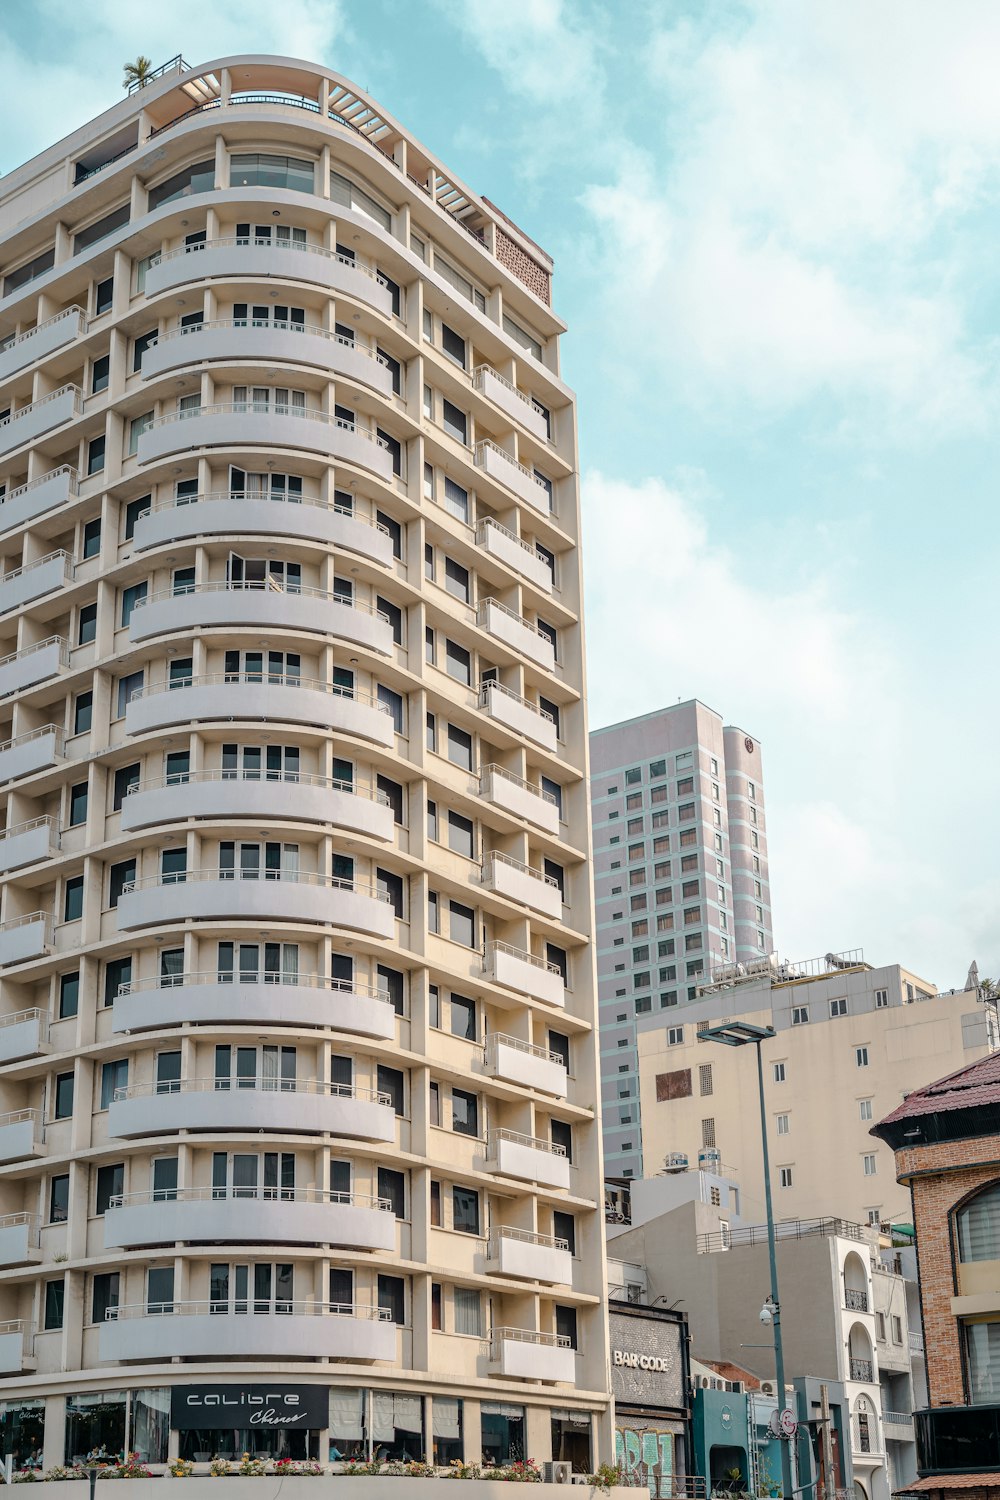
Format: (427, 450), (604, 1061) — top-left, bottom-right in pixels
(121, 769), (394, 840)
(116, 869), (395, 938)
(100, 1300), (395, 1364)
(132, 491), (393, 568)
(128, 581), (393, 656)
(125, 673), (395, 748)
(137, 403), (394, 480)
(144, 238), (395, 317)
(108, 1077), (396, 1142)
(104, 1187), (395, 1251)
(0, 307), (85, 383)
(0, 467), (77, 537)
(141, 320), (394, 395)
(111, 973), (396, 1040)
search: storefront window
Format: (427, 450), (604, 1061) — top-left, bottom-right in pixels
(373, 1392), (423, 1462)
(481, 1403), (525, 1465)
(329, 1388), (366, 1461)
(432, 1398), (463, 1465)
(65, 1392), (127, 1463)
(0, 1400), (45, 1467)
(179, 1425), (315, 1462)
(551, 1411), (592, 1474)
(130, 1389), (170, 1464)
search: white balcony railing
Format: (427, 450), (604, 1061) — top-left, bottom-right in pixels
(113, 1077), (392, 1106)
(117, 971), (389, 1003)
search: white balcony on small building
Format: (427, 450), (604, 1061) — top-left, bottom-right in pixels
(476, 518), (553, 594)
(477, 598), (555, 672)
(0, 1214), (41, 1267)
(479, 764), (560, 835)
(112, 973), (395, 1040)
(482, 852), (562, 920)
(484, 1033), (567, 1097)
(0, 1008), (50, 1064)
(121, 770), (394, 841)
(0, 816), (59, 873)
(104, 1188), (396, 1252)
(486, 1227), (572, 1285)
(0, 1321), (35, 1375)
(137, 404), (394, 481)
(486, 1129), (571, 1191)
(0, 386), (82, 458)
(0, 467), (77, 537)
(475, 440), (552, 516)
(478, 680), (557, 753)
(141, 321), (395, 396)
(473, 367), (550, 443)
(125, 674), (395, 747)
(144, 238), (395, 316)
(108, 1078), (396, 1143)
(0, 636), (69, 698)
(0, 725), (64, 785)
(483, 941), (565, 1008)
(0, 308), (85, 382)
(116, 870), (395, 938)
(0, 1110), (45, 1164)
(489, 1327), (575, 1383)
(100, 1301), (395, 1364)
(128, 582), (393, 656)
(133, 492), (393, 568)
(0, 551), (73, 614)
(0, 912), (52, 967)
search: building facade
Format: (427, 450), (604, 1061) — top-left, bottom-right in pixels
(590, 701), (773, 1178)
(0, 54), (612, 1470)
(635, 954), (998, 1225)
(608, 1301), (691, 1496)
(874, 1053), (1000, 1496)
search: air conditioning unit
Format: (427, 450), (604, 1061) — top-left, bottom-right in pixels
(543, 1463), (573, 1485)
(760, 1381), (775, 1395)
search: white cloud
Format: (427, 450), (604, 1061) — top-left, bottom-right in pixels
(433, 0), (603, 106)
(582, 469), (1000, 983)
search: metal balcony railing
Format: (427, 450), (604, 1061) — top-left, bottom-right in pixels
(849, 1357), (874, 1382)
(845, 1287), (869, 1311)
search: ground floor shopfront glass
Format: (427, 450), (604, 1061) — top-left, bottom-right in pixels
(0, 1401), (45, 1465)
(179, 1427), (317, 1461)
(481, 1403), (526, 1465)
(551, 1410), (592, 1473)
(64, 1390), (170, 1465)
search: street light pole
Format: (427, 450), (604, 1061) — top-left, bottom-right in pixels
(697, 1021), (795, 1500)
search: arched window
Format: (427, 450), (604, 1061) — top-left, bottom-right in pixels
(956, 1182), (1000, 1261)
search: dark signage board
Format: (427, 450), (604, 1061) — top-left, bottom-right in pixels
(609, 1307), (686, 1412)
(171, 1385), (328, 1430)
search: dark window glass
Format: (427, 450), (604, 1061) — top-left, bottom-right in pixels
(113, 763), (140, 812)
(444, 557), (469, 602)
(92, 1271), (120, 1324)
(452, 1088), (478, 1137)
(148, 159), (214, 210)
(442, 399), (467, 444)
(109, 859), (136, 909)
(78, 601), (97, 643)
(49, 1174), (70, 1223)
(555, 1304), (578, 1349)
(69, 781), (88, 826)
(547, 943), (568, 983)
(376, 510), (402, 559)
(91, 355), (110, 395)
(87, 437), (105, 476)
(83, 517), (102, 557)
(54, 1071), (75, 1119)
(378, 1167), (406, 1218)
(63, 876), (84, 922)
(451, 994), (476, 1041)
(447, 724), (473, 771)
(378, 1274), (405, 1325)
(377, 596), (403, 646)
(539, 695), (560, 738)
(124, 495), (150, 539)
(377, 1065), (404, 1117)
(449, 901), (475, 948)
(44, 1280), (65, 1330)
(73, 203), (129, 254)
(132, 330), (157, 372)
(104, 957), (132, 1007)
(377, 685), (404, 734)
(377, 868), (404, 919)
(100, 1058), (128, 1109)
(445, 639), (471, 685)
(553, 1210), (576, 1255)
(453, 1186), (479, 1235)
(59, 971), (80, 1019)
(95, 1163), (124, 1215)
(74, 691), (93, 735)
(441, 323), (466, 368)
(95, 276), (114, 315)
(377, 965), (404, 1016)
(551, 1118), (573, 1163)
(548, 1030), (570, 1071)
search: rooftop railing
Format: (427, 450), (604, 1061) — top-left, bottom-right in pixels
(698, 1216), (867, 1253)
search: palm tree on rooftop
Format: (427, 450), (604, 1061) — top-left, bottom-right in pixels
(123, 56), (154, 90)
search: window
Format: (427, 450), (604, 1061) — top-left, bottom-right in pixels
(667, 1027), (684, 1046)
(892, 1315), (902, 1343)
(377, 685), (404, 734)
(59, 971), (80, 1019)
(859, 1098), (873, 1122)
(87, 435), (106, 476)
(444, 477), (469, 522)
(448, 810), (475, 860)
(100, 1058), (128, 1110)
(128, 412), (153, 455)
(74, 691), (93, 735)
(447, 724), (472, 771)
(120, 581), (147, 626)
(449, 901), (476, 948)
(113, 763), (140, 812)
(231, 153), (314, 192)
(116, 669), (144, 718)
(555, 1304), (578, 1350)
(442, 399), (467, 444)
(699, 1063), (713, 1096)
(49, 1173), (70, 1223)
(441, 322), (466, 367)
(69, 780), (88, 826)
(379, 1167), (406, 1219)
(875, 988), (889, 1008)
(64, 875), (84, 922)
(863, 1153), (877, 1176)
(551, 1119), (572, 1162)
(95, 1163), (124, 1216)
(53, 1071), (75, 1119)
(83, 517), (102, 557)
(108, 858), (136, 909)
(776, 1113), (789, 1135)
(453, 1186), (479, 1235)
(779, 1166), (793, 1188)
(92, 1271), (120, 1325)
(553, 1210), (576, 1255)
(450, 994), (476, 1041)
(957, 1183), (1000, 1262)
(377, 1065), (404, 1117)
(44, 1280), (65, 1330)
(445, 639), (471, 685)
(830, 997), (848, 1017)
(378, 1274), (406, 1326)
(856, 1046), (870, 1068)
(791, 1006), (809, 1026)
(78, 601), (97, 644)
(148, 158), (214, 208)
(452, 1088), (478, 1137)
(773, 1062), (786, 1083)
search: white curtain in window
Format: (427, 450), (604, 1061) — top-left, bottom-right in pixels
(454, 1287), (482, 1337)
(966, 1321), (1000, 1403)
(433, 1398), (461, 1440)
(958, 1185), (1000, 1262)
(373, 1393), (421, 1441)
(329, 1388), (364, 1440)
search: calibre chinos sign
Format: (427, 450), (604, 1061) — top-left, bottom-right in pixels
(170, 1385), (328, 1430)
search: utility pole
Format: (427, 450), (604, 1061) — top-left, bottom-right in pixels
(819, 1384), (836, 1500)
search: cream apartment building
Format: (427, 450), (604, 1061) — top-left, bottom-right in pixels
(636, 953), (998, 1227)
(0, 53), (612, 1470)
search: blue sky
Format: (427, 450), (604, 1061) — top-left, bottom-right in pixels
(1, 0), (997, 986)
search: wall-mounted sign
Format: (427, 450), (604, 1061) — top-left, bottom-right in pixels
(171, 1385), (328, 1431)
(608, 1309), (684, 1411)
(613, 1350), (671, 1373)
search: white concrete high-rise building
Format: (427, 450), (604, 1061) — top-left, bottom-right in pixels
(0, 55), (610, 1471)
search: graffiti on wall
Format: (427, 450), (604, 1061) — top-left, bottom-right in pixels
(615, 1426), (675, 1496)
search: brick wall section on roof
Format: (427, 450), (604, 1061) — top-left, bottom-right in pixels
(895, 1133), (1000, 1408)
(495, 225), (551, 306)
